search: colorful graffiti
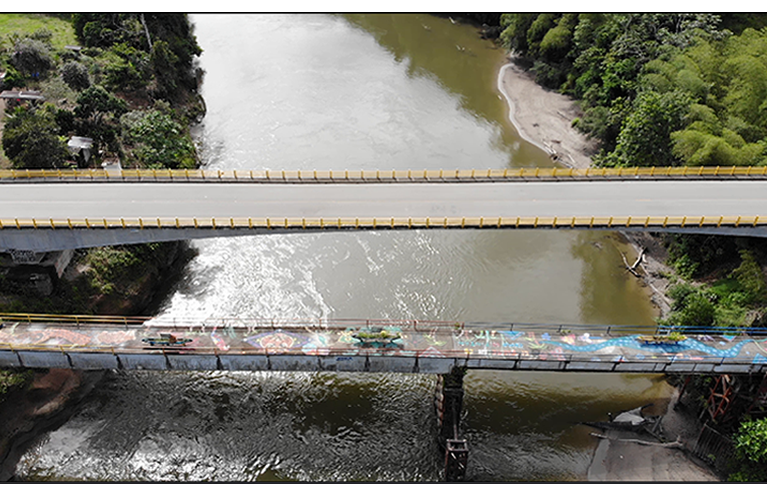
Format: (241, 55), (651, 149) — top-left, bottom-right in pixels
(1, 319), (767, 372)
(245, 329), (310, 350)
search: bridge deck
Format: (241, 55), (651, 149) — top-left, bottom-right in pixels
(4, 178), (767, 250)
(1, 319), (766, 374)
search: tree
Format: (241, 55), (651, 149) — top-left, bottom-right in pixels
(61, 61), (90, 91)
(602, 90), (693, 167)
(149, 40), (179, 99)
(2, 105), (69, 169)
(11, 38), (52, 77)
(74, 85), (127, 120)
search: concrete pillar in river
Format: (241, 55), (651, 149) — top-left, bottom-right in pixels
(435, 366), (468, 481)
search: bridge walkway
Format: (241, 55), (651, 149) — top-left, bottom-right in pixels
(1, 316), (767, 374)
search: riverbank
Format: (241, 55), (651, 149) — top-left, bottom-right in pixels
(497, 52), (718, 481)
(497, 57), (599, 169)
(0, 369), (104, 481)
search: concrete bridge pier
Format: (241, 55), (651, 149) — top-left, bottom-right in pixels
(434, 366), (468, 481)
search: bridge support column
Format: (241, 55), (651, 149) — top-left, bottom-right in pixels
(434, 366), (468, 481)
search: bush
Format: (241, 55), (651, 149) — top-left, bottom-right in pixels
(121, 109), (196, 169)
(0, 369), (34, 403)
(0, 67), (24, 90)
(61, 61), (90, 91)
(664, 289), (715, 326)
(730, 418), (767, 481)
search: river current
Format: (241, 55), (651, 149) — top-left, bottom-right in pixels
(13, 14), (672, 482)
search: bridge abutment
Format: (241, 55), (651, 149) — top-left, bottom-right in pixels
(435, 366), (468, 481)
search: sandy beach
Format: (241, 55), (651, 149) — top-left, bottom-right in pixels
(497, 58), (599, 169)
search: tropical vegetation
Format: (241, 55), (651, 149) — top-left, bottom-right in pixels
(0, 14), (202, 314)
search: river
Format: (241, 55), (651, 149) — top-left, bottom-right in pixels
(12, 14), (672, 482)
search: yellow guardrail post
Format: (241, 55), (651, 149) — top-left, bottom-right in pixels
(735, 216), (741, 227)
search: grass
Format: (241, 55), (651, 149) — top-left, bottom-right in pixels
(0, 14), (77, 50)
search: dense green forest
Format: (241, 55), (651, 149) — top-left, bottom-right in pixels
(498, 14), (767, 168)
(496, 13), (767, 329)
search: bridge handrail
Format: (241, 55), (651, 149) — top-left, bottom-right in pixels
(4, 313), (767, 337)
(0, 312), (149, 325)
(1, 166), (767, 183)
(1, 215), (765, 232)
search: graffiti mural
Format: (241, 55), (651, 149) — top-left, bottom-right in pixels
(2, 319), (767, 372)
(245, 329), (310, 350)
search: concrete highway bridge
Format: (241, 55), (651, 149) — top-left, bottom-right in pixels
(2, 166), (767, 251)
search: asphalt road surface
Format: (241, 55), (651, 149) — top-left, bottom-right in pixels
(0, 180), (764, 220)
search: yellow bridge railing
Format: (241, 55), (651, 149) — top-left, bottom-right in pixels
(1, 166), (767, 182)
(0, 215), (764, 231)
(0, 312), (149, 325)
